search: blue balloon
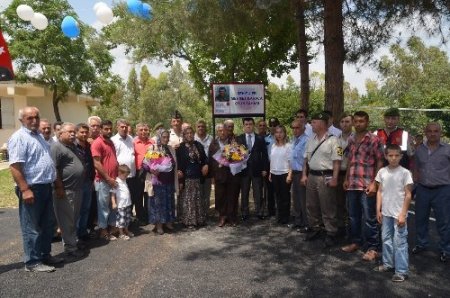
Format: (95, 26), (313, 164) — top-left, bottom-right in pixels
(141, 3), (153, 20)
(127, 0), (143, 16)
(61, 16), (80, 38)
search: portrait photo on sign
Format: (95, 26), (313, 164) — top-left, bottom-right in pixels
(215, 86), (230, 102)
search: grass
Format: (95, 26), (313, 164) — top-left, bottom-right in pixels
(0, 169), (17, 208)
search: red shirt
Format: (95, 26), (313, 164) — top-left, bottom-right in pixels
(134, 137), (154, 170)
(91, 135), (118, 181)
(346, 132), (384, 190)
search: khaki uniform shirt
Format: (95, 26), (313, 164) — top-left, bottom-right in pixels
(304, 133), (342, 171)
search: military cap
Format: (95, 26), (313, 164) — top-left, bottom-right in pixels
(384, 108), (400, 117)
(268, 117), (280, 127)
(171, 110), (182, 119)
(311, 112), (330, 122)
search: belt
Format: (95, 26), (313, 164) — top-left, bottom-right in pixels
(339, 170), (346, 176)
(309, 170), (333, 176)
(419, 184), (446, 190)
(292, 170), (302, 174)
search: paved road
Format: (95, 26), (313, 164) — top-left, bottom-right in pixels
(0, 208), (448, 297)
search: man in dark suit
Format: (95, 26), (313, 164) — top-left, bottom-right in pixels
(238, 117), (269, 220)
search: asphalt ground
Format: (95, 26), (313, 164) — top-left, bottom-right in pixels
(0, 206), (449, 298)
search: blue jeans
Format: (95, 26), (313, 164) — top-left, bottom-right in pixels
(415, 184), (450, 254)
(382, 216), (409, 275)
(77, 181), (93, 238)
(95, 180), (116, 229)
(16, 184), (55, 266)
(347, 190), (380, 250)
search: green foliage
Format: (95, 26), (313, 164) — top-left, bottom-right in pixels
(362, 36), (450, 136)
(1, 0), (114, 121)
(104, 0), (298, 97)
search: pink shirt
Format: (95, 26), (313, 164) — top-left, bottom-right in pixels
(134, 137), (154, 170)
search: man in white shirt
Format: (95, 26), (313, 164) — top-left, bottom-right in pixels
(323, 110), (342, 137)
(194, 119), (213, 214)
(52, 121), (63, 142)
(168, 110), (183, 149)
(111, 119), (140, 223)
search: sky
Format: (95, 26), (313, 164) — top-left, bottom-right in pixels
(2, 0), (449, 94)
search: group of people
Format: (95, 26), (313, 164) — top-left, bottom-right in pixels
(8, 106), (450, 282)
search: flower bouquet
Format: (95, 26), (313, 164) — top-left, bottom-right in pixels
(142, 147), (173, 173)
(213, 142), (249, 175)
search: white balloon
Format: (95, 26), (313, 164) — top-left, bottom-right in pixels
(31, 13), (48, 30)
(16, 4), (34, 21)
(93, 2), (109, 13)
(96, 6), (114, 24)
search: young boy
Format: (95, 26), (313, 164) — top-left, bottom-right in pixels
(374, 144), (413, 282)
(111, 165), (134, 240)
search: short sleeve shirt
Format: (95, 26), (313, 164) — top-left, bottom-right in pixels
(8, 126), (56, 185)
(51, 142), (85, 190)
(134, 137), (154, 171)
(169, 129), (183, 148)
(375, 166), (413, 219)
(111, 133), (136, 177)
(91, 135), (118, 181)
(110, 178), (131, 208)
(304, 133), (342, 171)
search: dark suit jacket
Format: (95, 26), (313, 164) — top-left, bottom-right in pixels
(208, 138), (231, 183)
(237, 133), (269, 177)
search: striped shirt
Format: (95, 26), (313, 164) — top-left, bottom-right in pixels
(8, 126), (56, 185)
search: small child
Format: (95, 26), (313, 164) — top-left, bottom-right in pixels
(374, 144), (413, 282)
(111, 164), (134, 240)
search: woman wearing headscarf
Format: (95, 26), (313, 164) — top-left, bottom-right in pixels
(176, 127), (208, 228)
(147, 129), (178, 235)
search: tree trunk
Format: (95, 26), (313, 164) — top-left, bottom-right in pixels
(297, 0), (310, 111)
(52, 86), (62, 122)
(323, 0), (344, 125)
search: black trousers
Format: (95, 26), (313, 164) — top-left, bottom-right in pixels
(127, 170), (148, 223)
(271, 173), (291, 224)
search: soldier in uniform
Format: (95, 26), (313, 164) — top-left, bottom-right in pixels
(168, 110), (183, 149)
(375, 108), (412, 169)
(301, 113), (342, 247)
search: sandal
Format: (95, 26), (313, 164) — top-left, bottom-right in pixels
(119, 234), (130, 241)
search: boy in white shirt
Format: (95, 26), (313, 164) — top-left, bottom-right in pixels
(374, 144), (413, 282)
(111, 165), (134, 240)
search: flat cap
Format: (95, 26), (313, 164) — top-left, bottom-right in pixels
(384, 108), (400, 117)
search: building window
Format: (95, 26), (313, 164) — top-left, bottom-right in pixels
(0, 97), (14, 129)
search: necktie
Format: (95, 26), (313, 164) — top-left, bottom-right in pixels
(247, 134), (252, 152)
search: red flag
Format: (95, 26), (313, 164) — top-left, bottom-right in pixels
(0, 29), (14, 81)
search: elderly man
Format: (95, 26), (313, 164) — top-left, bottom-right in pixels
(39, 119), (55, 145)
(87, 116), (102, 144)
(8, 106), (61, 272)
(133, 122), (154, 225)
(301, 113), (342, 247)
(290, 119), (309, 231)
(169, 110), (183, 149)
(194, 119), (213, 214)
(91, 120), (119, 241)
(51, 123), (85, 259)
(413, 122), (450, 262)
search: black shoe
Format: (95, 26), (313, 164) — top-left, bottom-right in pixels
(42, 255), (64, 265)
(305, 229), (322, 241)
(440, 252), (447, 262)
(297, 227), (309, 233)
(241, 215), (249, 221)
(257, 215), (266, 220)
(412, 245), (426, 254)
(324, 235), (336, 247)
(287, 224), (301, 229)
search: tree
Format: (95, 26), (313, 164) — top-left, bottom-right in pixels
(365, 36), (450, 136)
(1, 0), (114, 121)
(104, 0), (298, 97)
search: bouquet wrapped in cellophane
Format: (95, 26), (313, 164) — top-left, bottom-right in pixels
(213, 142), (249, 175)
(142, 147), (173, 173)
